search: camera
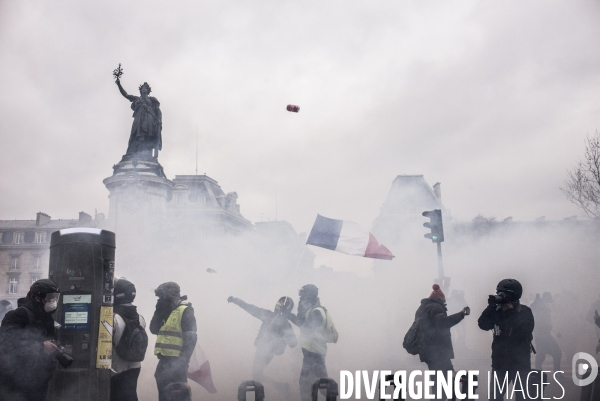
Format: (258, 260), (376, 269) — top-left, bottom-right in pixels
(52, 341), (74, 368)
(489, 293), (507, 305)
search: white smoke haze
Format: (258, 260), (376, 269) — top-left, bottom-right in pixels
(109, 216), (600, 400)
(1, 1), (600, 400)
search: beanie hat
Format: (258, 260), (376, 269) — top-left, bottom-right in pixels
(429, 284), (446, 302)
(30, 279), (59, 298)
(155, 282), (181, 298)
(114, 278), (136, 304)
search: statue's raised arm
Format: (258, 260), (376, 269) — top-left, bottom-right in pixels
(115, 78), (137, 102)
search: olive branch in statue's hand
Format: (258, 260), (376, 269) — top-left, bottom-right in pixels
(113, 63), (124, 82)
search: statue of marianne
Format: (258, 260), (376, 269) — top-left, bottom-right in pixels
(115, 77), (162, 157)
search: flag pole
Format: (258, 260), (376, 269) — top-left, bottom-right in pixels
(284, 245), (307, 301)
(266, 245), (307, 329)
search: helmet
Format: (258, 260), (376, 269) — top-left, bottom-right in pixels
(30, 279), (59, 298)
(155, 282), (180, 299)
(496, 279), (523, 301)
(299, 284), (318, 300)
(276, 296), (294, 313)
(114, 278), (136, 304)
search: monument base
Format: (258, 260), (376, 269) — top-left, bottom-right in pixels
(112, 152), (166, 178)
(103, 154), (172, 243)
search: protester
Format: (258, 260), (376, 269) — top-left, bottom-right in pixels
(594, 310), (600, 354)
(413, 284), (469, 400)
(112, 278), (147, 401)
(286, 284), (338, 401)
(228, 295), (297, 395)
(0, 300), (12, 323)
(478, 278), (534, 401)
(0, 279), (62, 401)
(150, 282), (197, 401)
(586, 297), (600, 337)
(530, 292), (561, 371)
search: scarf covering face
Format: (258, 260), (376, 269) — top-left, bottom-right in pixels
(114, 304), (139, 322)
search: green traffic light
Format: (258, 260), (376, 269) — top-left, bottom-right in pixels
(432, 236), (437, 240)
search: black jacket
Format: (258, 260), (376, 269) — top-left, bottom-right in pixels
(0, 298), (57, 390)
(233, 299), (297, 355)
(478, 302), (534, 371)
(414, 298), (464, 362)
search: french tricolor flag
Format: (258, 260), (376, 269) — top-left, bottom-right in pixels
(187, 342), (217, 393)
(306, 215), (395, 260)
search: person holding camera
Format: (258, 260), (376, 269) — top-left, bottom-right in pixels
(0, 279), (64, 401)
(478, 279), (534, 401)
(150, 282), (197, 401)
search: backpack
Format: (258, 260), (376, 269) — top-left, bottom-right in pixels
(402, 317), (426, 355)
(115, 314), (148, 362)
(316, 307), (339, 344)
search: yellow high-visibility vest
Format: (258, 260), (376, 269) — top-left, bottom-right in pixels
(299, 307), (328, 355)
(154, 305), (188, 357)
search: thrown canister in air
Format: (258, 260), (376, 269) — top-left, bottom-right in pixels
(286, 104), (300, 113)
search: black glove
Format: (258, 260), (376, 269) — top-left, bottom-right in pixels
(297, 303), (308, 317)
(156, 298), (171, 310)
(488, 295), (498, 306)
(155, 298), (172, 321)
(227, 296), (239, 304)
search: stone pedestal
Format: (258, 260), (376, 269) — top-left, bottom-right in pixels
(103, 154), (172, 247)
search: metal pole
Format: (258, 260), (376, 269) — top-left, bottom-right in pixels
(437, 242), (444, 281)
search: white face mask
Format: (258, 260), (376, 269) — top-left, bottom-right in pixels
(44, 299), (58, 313)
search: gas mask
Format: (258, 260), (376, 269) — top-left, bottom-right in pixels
(44, 293), (59, 313)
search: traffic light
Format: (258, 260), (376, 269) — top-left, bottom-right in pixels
(422, 209), (444, 243)
(441, 276), (451, 289)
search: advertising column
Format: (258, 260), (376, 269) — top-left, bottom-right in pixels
(47, 228), (116, 401)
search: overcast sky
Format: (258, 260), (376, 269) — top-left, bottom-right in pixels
(1, 0), (598, 234)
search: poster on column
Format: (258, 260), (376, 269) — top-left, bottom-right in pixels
(96, 305), (113, 369)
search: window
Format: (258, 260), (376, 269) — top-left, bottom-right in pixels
(10, 257), (19, 270)
(31, 276), (40, 284)
(14, 232), (24, 244)
(9, 278), (18, 294)
(35, 232), (46, 243)
(199, 196), (206, 205)
(33, 256), (41, 270)
(177, 195), (184, 205)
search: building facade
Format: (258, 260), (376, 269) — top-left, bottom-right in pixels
(0, 212), (104, 305)
(167, 174), (252, 239)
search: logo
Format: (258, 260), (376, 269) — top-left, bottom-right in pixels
(572, 352), (598, 387)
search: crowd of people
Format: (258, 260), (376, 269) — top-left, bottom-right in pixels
(228, 284), (338, 401)
(0, 279), (338, 401)
(0, 276), (599, 400)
